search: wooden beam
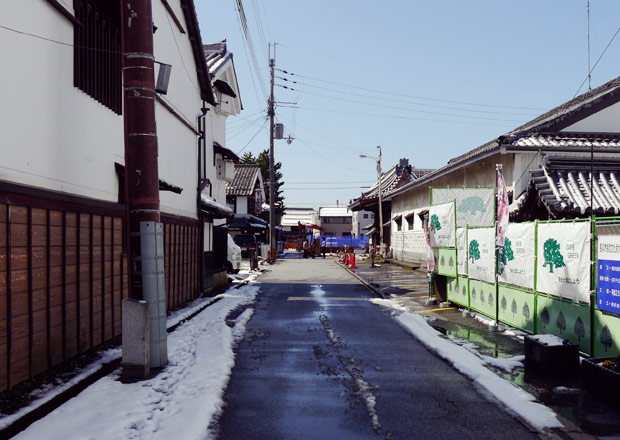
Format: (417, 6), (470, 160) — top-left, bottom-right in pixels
(44, 0), (82, 26)
(160, 0), (186, 34)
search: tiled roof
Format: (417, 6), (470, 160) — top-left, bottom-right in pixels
(512, 133), (620, 150)
(529, 154), (620, 215)
(388, 75), (620, 201)
(204, 40), (231, 75)
(227, 165), (261, 196)
(349, 159), (417, 208)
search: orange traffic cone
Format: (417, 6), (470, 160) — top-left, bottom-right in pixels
(344, 253), (349, 266)
(349, 252), (356, 269)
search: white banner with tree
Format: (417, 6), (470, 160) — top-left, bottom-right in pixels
(467, 227), (496, 283)
(429, 201), (455, 248)
(457, 227), (468, 275)
(536, 221), (591, 304)
(498, 222), (536, 290)
(431, 187), (495, 227)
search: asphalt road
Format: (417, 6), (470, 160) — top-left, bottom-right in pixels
(213, 257), (539, 440)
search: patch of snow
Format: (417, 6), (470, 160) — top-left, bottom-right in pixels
(553, 386), (580, 395)
(529, 334), (566, 346)
(394, 312), (562, 432)
(369, 298), (408, 312)
(371, 298), (562, 432)
(11, 282), (261, 440)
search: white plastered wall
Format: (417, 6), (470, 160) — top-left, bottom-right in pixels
(561, 101), (620, 133)
(153, 0), (204, 219)
(0, 2), (123, 202)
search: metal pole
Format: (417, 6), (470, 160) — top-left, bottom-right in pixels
(377, 146), (384, 256)
(122, 0), (167, 370)
(268, 44), (276, 261)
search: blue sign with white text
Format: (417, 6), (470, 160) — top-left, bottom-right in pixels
(597, 259), (620, 315)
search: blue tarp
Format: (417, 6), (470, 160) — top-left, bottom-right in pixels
(307, 235), (369, 248)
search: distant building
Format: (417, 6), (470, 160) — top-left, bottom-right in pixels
(318, 207), (353, 236)
(352, 210), (374, 237)
(280, 208), (318, 234)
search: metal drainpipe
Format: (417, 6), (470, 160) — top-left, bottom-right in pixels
(122, 0), (167, 369)
(197, 108), (208, 293)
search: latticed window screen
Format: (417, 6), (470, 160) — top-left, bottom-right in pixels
(74, 0), (122, 114)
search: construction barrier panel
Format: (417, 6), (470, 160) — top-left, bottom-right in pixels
(497, 285), (535, 334)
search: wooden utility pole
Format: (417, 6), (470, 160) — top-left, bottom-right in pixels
(268, 44), (276, 261)
(122, 0), (167, 373)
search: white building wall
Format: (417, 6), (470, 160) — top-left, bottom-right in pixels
(236, 196), (248, 214)
(562, 101), (620, 133)
(153, 1), (205, 219)
(0, 3), (123, 202)
(389, 152), (518, 262)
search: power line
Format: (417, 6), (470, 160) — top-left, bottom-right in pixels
(276, 68), (549, 111)
(277, 85), (530, 123)
(294, 106), (520, 128)
(235, 119), (268, 155)
(276, 76), (540, 117)
(573, 23), (620, 97)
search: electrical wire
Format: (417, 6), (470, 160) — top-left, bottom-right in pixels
(294, 106), (520, 128)
(277, 85), (530, 123)
(235, 119), (268, 154)
(276, 76), (540, 117)
(276, 68), (549, 111)
(573, 23), (620, 98)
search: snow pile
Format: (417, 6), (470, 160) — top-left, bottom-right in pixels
(529, 334), (565, 346)
(13, 283), (260, 440)
(395, 311), (562, 432)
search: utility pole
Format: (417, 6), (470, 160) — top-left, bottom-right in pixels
(122, 0), (167, 377)
(377, 146), (384, 256)
(268, 44), (276, 261)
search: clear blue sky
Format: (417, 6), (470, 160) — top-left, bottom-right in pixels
(195, 1), (620, 209)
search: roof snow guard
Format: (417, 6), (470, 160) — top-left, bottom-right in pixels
(525, 154), (620, 216)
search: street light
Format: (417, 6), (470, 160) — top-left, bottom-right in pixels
(360, 145), (384, 256)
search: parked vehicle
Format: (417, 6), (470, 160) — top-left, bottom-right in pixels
(233, 234), (257, 258)
(227, 234), (241, 273)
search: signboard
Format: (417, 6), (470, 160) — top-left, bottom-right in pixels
(498, 222), (535, 290)
(431, 187), (495, 227)
(429, 201), (455, 248)
(597, 234), (620, 314)
(536, 221), (591, 304)
(456, 227), (468, 275)
(467, 227), (496, 283)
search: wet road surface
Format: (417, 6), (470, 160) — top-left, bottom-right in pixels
(213, 257), (539, 439)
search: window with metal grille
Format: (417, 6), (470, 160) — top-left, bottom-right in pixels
(74, 0), (122, 114)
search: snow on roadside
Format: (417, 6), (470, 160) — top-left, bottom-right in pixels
(372, 299), (562, 432)
(12, 282), (261, 440)
(0, 271), (262, 432)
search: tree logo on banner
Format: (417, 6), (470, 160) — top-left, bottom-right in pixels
(458, 196), (485, 215)
(557, 311), (566, 334)
(542, 238), (566, 273)
(574, 316), (585, 342)
(469, 240), (480, 263)
(430, 214), (442, 232)
(488, 293), (494, 308)
(540, 307), (550, 328)
(522, 303), (530, 320)
(501, 238), (515, 266)
(601, 325), (613, 352)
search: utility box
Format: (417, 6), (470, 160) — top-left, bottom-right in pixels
(524, 334), (579, 375)
(122, 299), (150, 380)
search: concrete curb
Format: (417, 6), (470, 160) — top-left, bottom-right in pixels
(335, 261), (387, 299)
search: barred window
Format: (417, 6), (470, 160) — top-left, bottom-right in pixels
(74, 0), (122, 114)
